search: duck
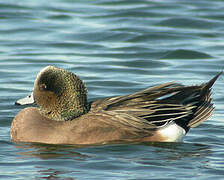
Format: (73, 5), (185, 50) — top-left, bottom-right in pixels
(11, 66), (222, 145)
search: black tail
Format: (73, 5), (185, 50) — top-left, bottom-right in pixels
(187, 72), (222, 128)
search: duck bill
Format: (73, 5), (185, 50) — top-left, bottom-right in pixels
(15, 92), (35, 105)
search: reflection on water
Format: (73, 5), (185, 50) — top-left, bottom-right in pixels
(14, 143), (90, 160)
(11, 142), (213, 179)
(14, 142), (211, 160)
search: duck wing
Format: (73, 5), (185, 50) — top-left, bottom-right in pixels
(91, 72), (221, 135)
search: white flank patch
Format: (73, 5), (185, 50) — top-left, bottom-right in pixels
(158, 122), (186, 142)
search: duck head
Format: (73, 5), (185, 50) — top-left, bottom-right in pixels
(16, 66), (89, 121)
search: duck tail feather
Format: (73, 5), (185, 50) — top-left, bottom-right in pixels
(203, 71), (222, 90)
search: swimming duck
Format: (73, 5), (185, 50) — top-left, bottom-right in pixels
(11, 66), (222, 144)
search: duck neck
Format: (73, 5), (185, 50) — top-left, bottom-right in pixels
(60, 92), (89, 121)
(39, 89), (89, 121)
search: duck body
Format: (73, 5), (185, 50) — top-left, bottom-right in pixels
(11, 66), (222, 145)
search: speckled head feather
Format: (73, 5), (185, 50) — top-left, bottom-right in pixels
(33, 66), (89, 121)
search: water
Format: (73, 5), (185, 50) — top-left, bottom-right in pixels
(0, 0), (224, 179)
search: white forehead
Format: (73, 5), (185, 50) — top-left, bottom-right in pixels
(34, 66), (56, 85)
(39, 66), (55, 74)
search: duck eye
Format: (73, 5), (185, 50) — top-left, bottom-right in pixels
(39, 83), (47, 91)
